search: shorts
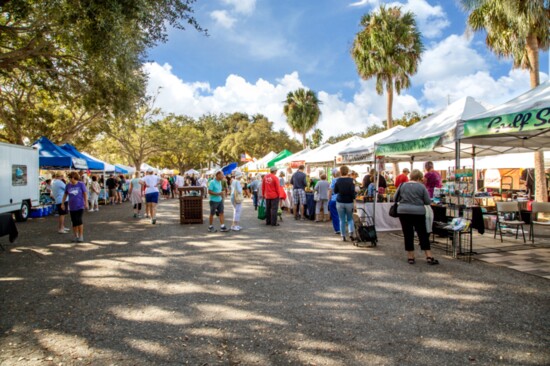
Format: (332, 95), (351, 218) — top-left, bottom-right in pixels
(56, 203), (67, 215)
(108, 188), (117, 198)
(293, 189), (306, 206)
(209, 200), (224, 216)
(162, 188), (170, 195)
(145, 192), (159, 203)
(70, 209), (84, 227)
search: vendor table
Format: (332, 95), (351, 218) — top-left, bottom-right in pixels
(360, 202), (401, 231)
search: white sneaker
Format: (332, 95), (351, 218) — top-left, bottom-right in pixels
(88, 209), (94, 212)
(63, 227), (70, 232)
(58, 230), (67, 234)
(237, 226), (243, 230)
(94, 208), (99, 212)
(231, 226), (240, 231)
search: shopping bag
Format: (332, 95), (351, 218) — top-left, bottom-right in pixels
(257, 199), (266, 220)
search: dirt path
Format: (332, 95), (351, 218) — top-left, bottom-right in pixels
(1, 198), (549, 365)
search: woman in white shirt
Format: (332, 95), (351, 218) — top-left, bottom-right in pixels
(141, 169), (160, 224)
(230, 171), (244, 231)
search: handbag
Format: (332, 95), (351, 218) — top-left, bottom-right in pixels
(388, 189), (400, 218)
(234, 191), (244, 204)
(257, 199), (266, 220)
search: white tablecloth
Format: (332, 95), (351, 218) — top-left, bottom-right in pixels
(360, 202), (401, 232)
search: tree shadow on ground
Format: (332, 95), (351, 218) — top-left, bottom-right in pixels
(1, 199), (549, 365)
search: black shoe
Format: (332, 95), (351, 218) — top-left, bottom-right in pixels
(342, 236), (347, 242)
(272, 223), (280, 226)
(335, 231), (341, 235)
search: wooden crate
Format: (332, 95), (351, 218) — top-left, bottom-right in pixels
(179, 196), (203, 224)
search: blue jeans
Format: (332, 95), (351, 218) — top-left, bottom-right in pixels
(336, 202), (354, 237)
(328, 200), (340, 233)
(252, 191), (258, 208)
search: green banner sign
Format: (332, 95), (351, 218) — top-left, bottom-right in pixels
(376, 136), (440, 156)
(463, 106), (550, 137)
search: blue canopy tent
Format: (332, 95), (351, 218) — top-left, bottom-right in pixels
(222, 162), (238, 175)
(81, 152), (128, 173)
(60, 143), (104, 170)
(32, 136), (87, 169)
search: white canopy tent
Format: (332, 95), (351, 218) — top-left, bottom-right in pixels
(116, 164), (136, 175)
(242, 151), (277, 172)
(305, 136), (367, 165)
(458, 80), (550, 152)
(296, 143), (333, 164)
(140, 163), (159, 173)
(275, 147), (311, 168)
(375, 97), (492, 162)
(338, 126), (405, 164)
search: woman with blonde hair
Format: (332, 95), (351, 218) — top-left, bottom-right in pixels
(128, 171), (144, 218)
(396, 169), (439, 265)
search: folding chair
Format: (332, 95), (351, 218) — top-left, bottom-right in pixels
(494, 202), (526, 243)
(530, 202), (550, 244)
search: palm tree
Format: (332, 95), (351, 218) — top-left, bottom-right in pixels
(351, 5), (423, 129)
(283, 88), (321, 148)
(462, 0), (549, 202)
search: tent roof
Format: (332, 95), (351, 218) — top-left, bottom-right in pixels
(81, 152), (126, 173)
(267, 149), (293, 167)
(298, 143), (333, 163)
(375, 97), (488, 160)
(116, 164), (135, 175)
(33, 136), (87, 169)
(305, 136), (366, 164)
(276, 147), (311, 167)
(337, 127), (405, 164)
(140, 163), (159, 173)
(60, 144), (104, 170)
(459, 81), (550, 150)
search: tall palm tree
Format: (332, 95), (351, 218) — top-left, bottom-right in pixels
(351, 5), (423, 129)
(462, 0), (549, 202)
(283, 88), (321, 148)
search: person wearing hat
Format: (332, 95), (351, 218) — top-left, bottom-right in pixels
(262, 167), (281, 226)
(208, 170), (230, 232)
(230, 170), (244, 231)
(395, 168), (410, 188)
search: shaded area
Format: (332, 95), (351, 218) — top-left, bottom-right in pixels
(1, 199), (549, 365)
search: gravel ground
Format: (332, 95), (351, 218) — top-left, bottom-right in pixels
(1, 198), (549, 366)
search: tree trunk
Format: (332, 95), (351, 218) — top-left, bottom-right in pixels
(302, 132), (307, 149)
(526, 33), (547, 202)
(387, 83), (398, 178)
(386, 84), (393, 129)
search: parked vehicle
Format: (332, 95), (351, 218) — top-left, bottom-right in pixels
(0, 142), (40, 221)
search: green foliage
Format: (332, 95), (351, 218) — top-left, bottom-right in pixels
(325, 132), (358, 144)
(283, 88), (322, 148)
(462, 0), (549, 70)
(0, 0), (203, 145)
(351, 5), (423, 127)
(309, 128), (324, 148)
(363, 124), (385, 138)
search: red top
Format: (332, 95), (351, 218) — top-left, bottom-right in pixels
(262, 173), (280, 199)
(395, 173), (409, 188)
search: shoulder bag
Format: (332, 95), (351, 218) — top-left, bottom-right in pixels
(389, 188), (400, 218)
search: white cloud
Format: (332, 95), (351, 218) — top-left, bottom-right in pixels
(416, 34), (487, 84)
(222, 0), (256, 15)
(349, 0), (449, 38)
(143, 61), (541, 140)
(210, 10), (236, 29)
(142, 62), (422, 138)
(422, 69), (540, 110)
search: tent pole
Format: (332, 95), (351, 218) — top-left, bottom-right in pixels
(455, 140), (461, 170)
(472, 146), (477, 194)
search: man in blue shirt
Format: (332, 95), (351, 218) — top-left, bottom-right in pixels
(290, 165), (307, 220)
(329, 169), (340, 235)
(208, 170), (229, 232)
(249, 176), (261, 210)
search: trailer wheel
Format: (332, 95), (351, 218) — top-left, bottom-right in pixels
(15, 201), (30, 222)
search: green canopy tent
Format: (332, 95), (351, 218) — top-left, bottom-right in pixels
(267, 149), (293, 168)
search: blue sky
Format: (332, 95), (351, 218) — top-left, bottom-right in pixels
(144, 0), (549, 138)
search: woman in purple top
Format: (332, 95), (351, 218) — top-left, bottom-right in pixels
(61, 171), (88, 243)
(423, 161), (442, 198)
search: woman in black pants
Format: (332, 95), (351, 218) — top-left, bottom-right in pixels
(396, 169), (439, 265)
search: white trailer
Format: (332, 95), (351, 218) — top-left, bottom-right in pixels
(0, 142), (40, 221)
